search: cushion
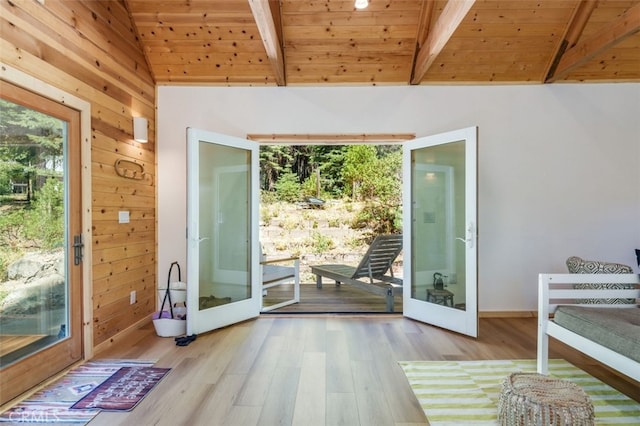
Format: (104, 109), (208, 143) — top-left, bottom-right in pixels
(554, 305), (640, 363)
(262, 264), (295, 285)
(566, 256), (633, 304)
(566, 256), (632, 274)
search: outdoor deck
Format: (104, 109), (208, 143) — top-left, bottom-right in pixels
(262, 282), (403, 313)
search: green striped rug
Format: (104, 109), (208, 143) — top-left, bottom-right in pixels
(399, 359), (640, 425)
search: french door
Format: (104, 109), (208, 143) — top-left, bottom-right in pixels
(0, 81), (83, 404)
(402, 127), (478, 337)
(186, 128), (260, 335)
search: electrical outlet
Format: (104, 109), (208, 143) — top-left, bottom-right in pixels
(130, 290), (136, 304)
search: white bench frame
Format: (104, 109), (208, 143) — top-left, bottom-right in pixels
(260, 256), (300, 312)
(537, 273), (640, 382)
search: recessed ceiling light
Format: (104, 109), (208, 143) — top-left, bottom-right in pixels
(355, 0), (369, 10)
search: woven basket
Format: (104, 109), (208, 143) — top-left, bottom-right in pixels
(497, 372), (594, 425)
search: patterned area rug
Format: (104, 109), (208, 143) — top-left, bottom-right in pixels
(399, 359), (640, 425)
(70, 366), (169, 411)
(0, 359), (157, 424)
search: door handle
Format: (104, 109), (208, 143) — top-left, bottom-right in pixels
(73, 234), (84, 265)
(456, 222), (475, 249)
(198, 237), (210, 243)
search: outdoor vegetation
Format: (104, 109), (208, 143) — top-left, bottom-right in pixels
(0, 98), (65, 284)
(259, 144), (403, 279)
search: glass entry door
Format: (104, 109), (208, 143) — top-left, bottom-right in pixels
(0, 82), (83, 404)
(402, 127), (478, 337)
(186, 128), (260, 335)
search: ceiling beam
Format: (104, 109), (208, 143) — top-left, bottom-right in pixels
(410, 0), (476, 85)
(410, 0), (436, 79)
(416, 1), (436, 49)
(544, 0), (598, 82)
(246, 134), (416, 145)
(248, 0), (286, 86)
(547, 2), (640, 82)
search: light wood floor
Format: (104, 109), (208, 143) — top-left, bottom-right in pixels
(86, 315), (639, 426)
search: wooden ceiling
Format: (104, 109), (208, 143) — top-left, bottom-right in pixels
(125, 0), (640, 86)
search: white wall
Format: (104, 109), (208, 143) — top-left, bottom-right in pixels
(158, 84), (640, 312)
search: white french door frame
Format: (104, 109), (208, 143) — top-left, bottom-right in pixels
(402, 126), (478, 338)
(186, 128), (260, 336)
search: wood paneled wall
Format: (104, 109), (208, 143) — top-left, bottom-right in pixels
(1, 0), (156, 347)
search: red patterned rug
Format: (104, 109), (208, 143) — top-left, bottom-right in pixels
(70, 366), (170, 411)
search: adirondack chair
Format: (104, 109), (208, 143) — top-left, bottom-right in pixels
(310, 234), (403, 312)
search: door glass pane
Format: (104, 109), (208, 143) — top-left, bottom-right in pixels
(411, 140), (466, 310)
(0, 99), (68, 366)
(198, 141), (251, 310)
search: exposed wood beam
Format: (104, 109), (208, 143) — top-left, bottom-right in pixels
(547, 2), (640, 82)
(248, 0), (286, 86)
(544, 0), (598, 82)
(416, 1), (436, 49)
(246, 134), (416, 145)
(410, 0), (436, 80)
(410, 0), (475, 85)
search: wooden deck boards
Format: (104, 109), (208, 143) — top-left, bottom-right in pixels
(262, 282), (403, 313)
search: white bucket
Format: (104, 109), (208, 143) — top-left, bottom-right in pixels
(152, 307), (186, 337)
(158, 281), (187, 306)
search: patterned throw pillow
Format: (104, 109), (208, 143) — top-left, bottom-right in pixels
(566, 256), (634, 304)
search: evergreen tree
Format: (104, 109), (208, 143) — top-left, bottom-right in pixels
(0, 99), (63, 200)
(259, 145), (291, 191)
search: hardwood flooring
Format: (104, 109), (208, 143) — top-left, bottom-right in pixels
(85, 315), (639, 426)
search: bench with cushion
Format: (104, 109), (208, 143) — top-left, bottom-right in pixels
(537, 273), (640, 382)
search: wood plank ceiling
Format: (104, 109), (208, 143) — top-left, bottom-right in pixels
(125, 0), (640, 86)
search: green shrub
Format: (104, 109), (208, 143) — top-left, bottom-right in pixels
(345, 237), (365, 250)
(309, 232), (335, 255)
(274, 172), (301, 203)
(260, 208), (273, 226)
(0, 207), (27, 249)
(279, 217), (299, 231)
(24, 178), (64, 249)
(0, 247), (23, 282)
(260, 189), (278, 204)
(352, 201), (401, 235)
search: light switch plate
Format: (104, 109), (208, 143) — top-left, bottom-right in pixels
(118, 211), (130, 224)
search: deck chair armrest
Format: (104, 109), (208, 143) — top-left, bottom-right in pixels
(261, 256), (299, 265)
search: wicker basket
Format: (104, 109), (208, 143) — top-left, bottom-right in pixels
(497, 372), (594, 425)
